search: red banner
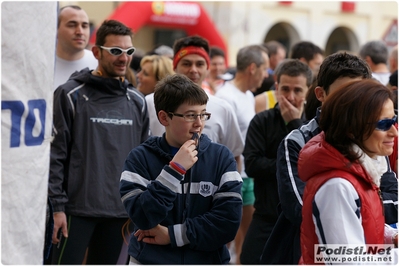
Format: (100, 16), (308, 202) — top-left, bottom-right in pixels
(89, 1), (228, 64)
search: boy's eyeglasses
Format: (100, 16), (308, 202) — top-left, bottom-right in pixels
(168, 112), (211, 122)
(375, 115), (397, 131)
(100, 46), (136, 56)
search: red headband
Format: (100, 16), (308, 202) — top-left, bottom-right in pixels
(173, 46), (210, 70)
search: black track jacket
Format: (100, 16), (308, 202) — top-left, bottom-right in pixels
(49, 68), (150, 217)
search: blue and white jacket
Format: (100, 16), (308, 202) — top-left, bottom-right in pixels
(120, 134), (243, 264)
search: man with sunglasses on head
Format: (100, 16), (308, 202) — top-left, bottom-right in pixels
(48, 20), (150, 264)
(54, 5), (98, 90)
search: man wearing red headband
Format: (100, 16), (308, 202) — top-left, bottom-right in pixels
(171, 36), (244, 178)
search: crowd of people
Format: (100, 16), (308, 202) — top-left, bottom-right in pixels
(46, 5), (398, 265)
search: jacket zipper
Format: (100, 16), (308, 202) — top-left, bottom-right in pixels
(181, 169), (191, 223)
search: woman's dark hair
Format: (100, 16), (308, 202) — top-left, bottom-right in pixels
(320, 79), (395, 162)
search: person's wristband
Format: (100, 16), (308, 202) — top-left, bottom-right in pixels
(169, 161), (186, 175)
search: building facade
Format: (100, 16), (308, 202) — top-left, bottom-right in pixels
(68, 1), (398, 67)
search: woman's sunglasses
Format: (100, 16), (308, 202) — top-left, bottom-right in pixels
(375, 115), (397, 131)
(100, 46), (136, 56)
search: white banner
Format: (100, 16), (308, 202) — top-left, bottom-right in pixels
(1, 2), (57, 264)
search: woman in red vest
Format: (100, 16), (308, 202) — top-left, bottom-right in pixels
(298, 79), (398, 264)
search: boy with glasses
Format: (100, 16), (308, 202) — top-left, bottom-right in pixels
(120, 74), (243, 264)
(49, 20), (150, 264)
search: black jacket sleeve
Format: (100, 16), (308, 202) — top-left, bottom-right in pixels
(380, 157), (398, 224)
(276, 136), (306, 226)
(48, 87), (74, 212)
(244, 113), (276, 179)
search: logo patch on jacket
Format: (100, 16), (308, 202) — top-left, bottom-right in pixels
(199, 181), (214, 197)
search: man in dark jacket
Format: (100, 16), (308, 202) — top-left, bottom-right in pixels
(48, 20), (150, 264)
(241, 59), (312, 264)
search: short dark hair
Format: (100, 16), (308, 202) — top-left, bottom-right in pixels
(304, 80), (321, 121)
(275, 59), (313, 87)
(95, 20), (132, 46)
(290, 41), (324, 62)
(154, 74), (209, 119)
(173, 35), (210, 55)
(209, 46), (225, 59)
(320, 79), (395, 162)
(236, 45), (268, 72)
(57, 5), (83, 28)
(317, 52), (372, 94)
(359, 40), (389, 65)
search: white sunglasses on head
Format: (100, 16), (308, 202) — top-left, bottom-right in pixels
(99, 46), (136, 56)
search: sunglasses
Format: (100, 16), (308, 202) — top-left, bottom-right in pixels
(100, 46), (136, 56)
(375, 115), (397, 131)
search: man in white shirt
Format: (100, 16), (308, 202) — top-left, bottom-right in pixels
(216, 44), (269, 264)
(359, 40), (391, 85)
(54, 5), (97, 89)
